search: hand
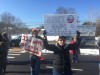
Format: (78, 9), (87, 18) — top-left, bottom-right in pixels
(19, 43), (24, 46)
(43, 30), (46, 36)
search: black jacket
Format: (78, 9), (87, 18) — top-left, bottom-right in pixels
(43, 38), (76, 73)
(75, 36), (81, 47)
(0, 35), (7, 54)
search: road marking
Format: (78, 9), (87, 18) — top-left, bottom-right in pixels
(46, 66), (83, 72)
(8, 54), (21, 55)
(8, 53), (22, 59)
(46, 66), (53, 69)
(80, 49), (99, 55)
(9, 51), (26, 53)
(72, 68), (83, 71)
(7, 56), (15, 58)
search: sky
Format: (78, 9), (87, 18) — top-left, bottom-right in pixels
(0, 0), (100, 27)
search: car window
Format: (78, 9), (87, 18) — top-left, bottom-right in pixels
(13, 36), (21, 40)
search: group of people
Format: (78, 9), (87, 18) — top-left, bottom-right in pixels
(20, 28), (81, 75)
(0, 28), (81, 75)
(0, 32), (10, 75)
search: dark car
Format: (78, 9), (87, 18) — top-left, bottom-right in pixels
(10, 35), (21, 47)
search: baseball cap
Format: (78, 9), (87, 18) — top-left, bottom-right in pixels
(32, 28), (40, 32)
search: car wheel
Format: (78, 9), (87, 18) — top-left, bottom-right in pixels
(11, 42), (15, 47)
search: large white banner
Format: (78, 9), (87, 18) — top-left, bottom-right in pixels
(44, 14), (78, 36)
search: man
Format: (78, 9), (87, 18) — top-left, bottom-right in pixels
(73, 31), (81, 63)
(29, 28), (43, 75)
(43, 31), (76, 75)
(2, 32), (10, 73)
(0, 32), (7, 75)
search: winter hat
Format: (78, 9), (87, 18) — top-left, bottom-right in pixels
(59, 36), (66, 39)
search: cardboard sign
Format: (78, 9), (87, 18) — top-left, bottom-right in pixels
(30, 38), (43, 56)
(20, 34), (43, 56)
(20, 34), (32, 51)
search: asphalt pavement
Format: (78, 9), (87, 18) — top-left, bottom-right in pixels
(4, 50), (99, 75)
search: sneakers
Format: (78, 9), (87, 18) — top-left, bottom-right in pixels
(72, 60), (74, 62)
(72, 60), (78, 63)
(75, 60), (78, 63)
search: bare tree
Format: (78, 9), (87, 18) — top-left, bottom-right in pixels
(82, 21), (95, 26)
(55, 7), (77, 14)
(68, 8), (76, 14)
(55, 7), (68, 14)
(0, 12), (29, 34)
(0, 12), (16, 24)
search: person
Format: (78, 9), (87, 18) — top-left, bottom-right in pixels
(43, 31), (76, 75)
(0, 32), (7, 75)
(29, 28), (44, 75)
(2, 32), (10, 73)
(73, 31), (81, 63)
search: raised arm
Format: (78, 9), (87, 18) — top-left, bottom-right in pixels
(42, 30), (56, 51)
(43, 35), (56, 51)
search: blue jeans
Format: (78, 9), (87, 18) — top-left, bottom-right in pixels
(73, 47), (79, 62)
(73, 50), (78, 61)
(30, 55), (41, 75)
(53, 68), (63, 75)
(53, 68), (73, 75)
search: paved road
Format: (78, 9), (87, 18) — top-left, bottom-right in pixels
(5, 51), (99, 75)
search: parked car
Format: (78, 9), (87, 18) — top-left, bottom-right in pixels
(10, 35), (21, 47)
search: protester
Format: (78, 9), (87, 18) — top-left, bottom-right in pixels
(2, 32), (10, 73)
(0, 32), (7, 75)
(29, 28), (44, 75)
(43, 31), (76, 75)
(73, 31), (81, 63)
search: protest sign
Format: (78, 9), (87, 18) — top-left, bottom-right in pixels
(44, 14), (78, 36)
(20, 34), (32, 51)
(20, 34), (43, 56)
